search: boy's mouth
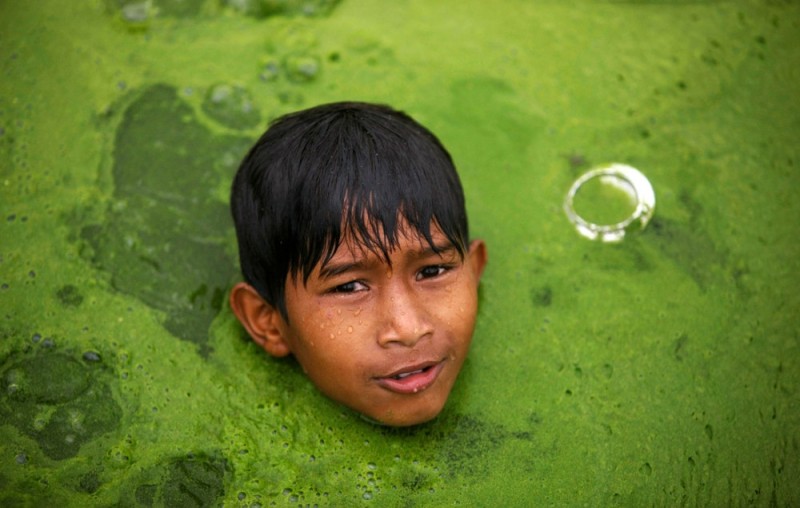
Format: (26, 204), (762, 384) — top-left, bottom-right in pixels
(374, 360), (444, 394)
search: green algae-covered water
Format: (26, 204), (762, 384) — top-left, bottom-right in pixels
(2, 0), (799, 505)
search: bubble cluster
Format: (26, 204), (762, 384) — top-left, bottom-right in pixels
(105, 0), (206, 27)
(221, 0), (341, 19)
(284, 54), (321, 82)
(202, 84), (261, 130)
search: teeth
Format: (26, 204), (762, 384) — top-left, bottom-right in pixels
(394, 368), (424, 380)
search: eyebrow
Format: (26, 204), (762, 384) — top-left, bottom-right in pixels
(318, 260), (370, 281)
(414, 243), (459, 260)
(317, 241), (458, 281)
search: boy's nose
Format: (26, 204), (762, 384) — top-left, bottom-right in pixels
(376, 287), (433, 348)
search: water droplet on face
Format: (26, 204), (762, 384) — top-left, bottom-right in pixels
(347, 326), (353, 333)
(329, 333), (335, 339)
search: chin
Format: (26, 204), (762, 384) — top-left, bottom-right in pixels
(366, 399), (446, 427)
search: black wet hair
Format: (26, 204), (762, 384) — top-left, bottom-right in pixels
(231, 101), (469, 319)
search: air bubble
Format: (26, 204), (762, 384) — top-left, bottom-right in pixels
(202, 84), (260, 129)
(121, 2), (150, 24)
(82, 351), (102, 363)
(285, 54), (320, 82)
(260, 60), (280, 81)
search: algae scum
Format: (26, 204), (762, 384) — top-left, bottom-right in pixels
(1, 0), (799, 505)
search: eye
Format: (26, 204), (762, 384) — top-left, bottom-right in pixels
(416, 265), (450, 280)
(330, 280), (368, 294)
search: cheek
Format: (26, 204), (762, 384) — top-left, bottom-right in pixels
(322, 308), (368, 343)
(433, 285), (479, 336)
(301, 303), (352, 340)
(292, 304), (371, 359)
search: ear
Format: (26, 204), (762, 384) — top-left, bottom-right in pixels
(229, 282), (292, 357)
(467, 239), (488, 281)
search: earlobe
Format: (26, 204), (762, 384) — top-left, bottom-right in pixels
(229, 282), (292, 357)
(467, 239), (488, 280)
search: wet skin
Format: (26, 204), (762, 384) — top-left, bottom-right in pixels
(231, 225), (487, 426)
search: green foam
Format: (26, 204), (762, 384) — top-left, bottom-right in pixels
(1, 0), (799, 505)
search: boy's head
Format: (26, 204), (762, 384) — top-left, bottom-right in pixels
(229, 102), (487, 426)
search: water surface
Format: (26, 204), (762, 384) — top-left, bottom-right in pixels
(1, 0), (799, 505)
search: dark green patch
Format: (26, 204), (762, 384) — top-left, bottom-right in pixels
(56, 284), (84, 307)
(78, 471), (102, 494)
(383, 413), (515, 479)
(163, 454), (227, 506)
(531, 285), (553, 307)
(437, 414), (507, 477)
(135, 484), (158, 506)
(3, 354), (89, 404)
(0, 351), (122, 460)
(125, 452), (228, 507)
(678, 189), (704, 224)
(646, 217), (725, 290)
(81, 84), (250, 356)
(673, 333), (688, 361)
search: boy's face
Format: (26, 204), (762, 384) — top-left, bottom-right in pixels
(235, 223), (487, 426)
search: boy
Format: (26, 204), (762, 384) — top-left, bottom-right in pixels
(229, 102), (487, 426)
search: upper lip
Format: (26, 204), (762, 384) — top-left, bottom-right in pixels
(377, 359), (443, 379)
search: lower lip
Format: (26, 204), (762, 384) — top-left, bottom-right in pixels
(375, 362), (445, 394)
